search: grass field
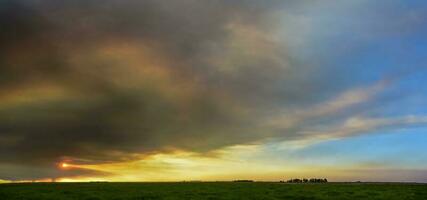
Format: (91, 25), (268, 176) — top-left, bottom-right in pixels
(1, 182), (426, 200)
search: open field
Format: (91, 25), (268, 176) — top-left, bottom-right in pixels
(1, 182), (427, 200)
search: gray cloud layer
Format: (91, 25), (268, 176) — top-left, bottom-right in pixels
(0, 0), (292, 180)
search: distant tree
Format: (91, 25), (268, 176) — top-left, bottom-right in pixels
(284, 178), (328, 184)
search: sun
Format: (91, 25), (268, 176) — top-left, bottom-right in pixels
(61, 163), (69, 168)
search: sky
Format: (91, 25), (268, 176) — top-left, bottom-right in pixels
(0, 0), (427, 182)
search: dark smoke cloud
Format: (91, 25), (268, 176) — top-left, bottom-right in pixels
(0, 0), (295, 180)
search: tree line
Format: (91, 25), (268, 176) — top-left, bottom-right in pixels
(281, 178), (328, 183)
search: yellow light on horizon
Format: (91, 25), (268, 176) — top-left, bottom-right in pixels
(61, 163), (69, 168)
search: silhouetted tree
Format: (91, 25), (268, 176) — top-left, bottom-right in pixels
(283, 178), (328, 184)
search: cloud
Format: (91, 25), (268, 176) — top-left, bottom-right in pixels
(267, 80), (387, 129)
(0, 0), (293, 180)
(298, 115), (427, 142)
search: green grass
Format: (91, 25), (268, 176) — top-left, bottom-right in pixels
(1, 182), (426, 200)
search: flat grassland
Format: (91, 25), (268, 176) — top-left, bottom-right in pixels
(1, 182), (426, 200)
